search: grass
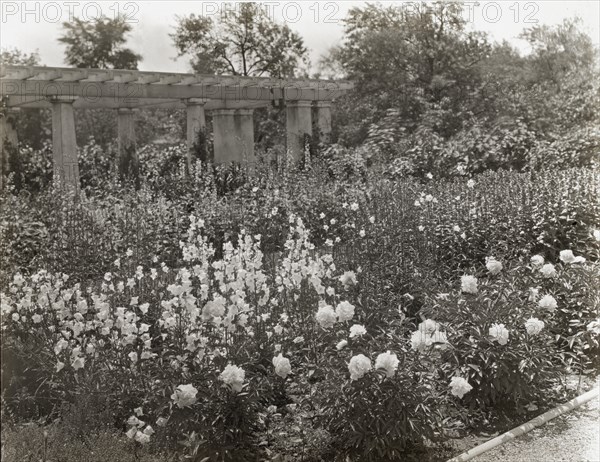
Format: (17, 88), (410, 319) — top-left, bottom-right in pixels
(0, 422), (176, 462)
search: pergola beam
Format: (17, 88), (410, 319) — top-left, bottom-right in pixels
(0, 65), (352, 192)
(0, 65), (353, 102)
(1, 79), (348, 102)
(2, 94), (272, 110)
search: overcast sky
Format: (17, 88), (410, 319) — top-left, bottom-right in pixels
(1, 1), (599, 73)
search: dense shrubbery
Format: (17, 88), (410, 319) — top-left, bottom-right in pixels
(2, 143), (598, 286)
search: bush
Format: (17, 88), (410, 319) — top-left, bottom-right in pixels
(420, 255), (599, 414)
(2, 204), (597, 460)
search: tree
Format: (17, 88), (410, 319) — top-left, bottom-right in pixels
(171, 3), (308, 77)
(58, 16), (141, 69)
(0, 48), (40, 67)
(322, 2), (491, 146)
(520, 18), (597, 88)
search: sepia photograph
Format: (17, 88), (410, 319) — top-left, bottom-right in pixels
(0, 1), (599, 461)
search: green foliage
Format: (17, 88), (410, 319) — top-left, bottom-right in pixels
(316, 350), (445, 461)
(58, 16), (141, 69)
(0, 422), (172, 462)
(323, 3), (599, 175)
(172, 3), (308, 77)
(1, 162), (598, 459)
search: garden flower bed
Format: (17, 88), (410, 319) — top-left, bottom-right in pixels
(1, 164), (599, 461)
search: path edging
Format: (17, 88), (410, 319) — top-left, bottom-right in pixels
(447, 386), (600, 462)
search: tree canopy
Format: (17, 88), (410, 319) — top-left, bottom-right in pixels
(58, 16), (141, 69)
(171, 3), (308, 77)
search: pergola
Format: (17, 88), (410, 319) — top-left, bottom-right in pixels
(0, 65), (353, 192)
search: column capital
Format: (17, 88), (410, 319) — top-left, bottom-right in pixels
(117, 107), (139, 114)
(286, 100), (313, 109)
(236, 108), (254, 116)
(314, 101), (333, 108)
(48, 96), (78, 104)
(185, 98), (208, 106)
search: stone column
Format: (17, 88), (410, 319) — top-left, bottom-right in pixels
(186, 98), (207, 168)
(286, 101), (312, 163)
(0, 108), (19, 190)
(314, 101), (333, 145)
(51, 97), (80, 194)
(235, 109), (255, 166)
(212, 108), (255, 165)
(117, 108), (139, 186)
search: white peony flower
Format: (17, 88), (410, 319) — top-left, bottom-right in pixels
(559, 250), (576, 264)
(375, 351), (399, 378)
(461, 275), (478, 294)
(467, 179), (475, 188)
(335, 301), (355, 322)
(349, 324), (367, 338)
(348, 354), (372, 380)
(339, 271), (357, 287)
(219, 364), (245, 392)
(315, 305), (337, 329)
(525, 318), (545, 336)
(411, 330), (429, 352)
(272, 353), (292, 379)
(32, 314), (42, 324)
(540, 263), (556, 278)
(336, 339), (348, 350)
(489, 323), (509, 345)
(538, 294), (557, 313)
(485, 257), (503, 275)
(171, 383), (198, 408)
(530, 255), (544, 267)
(449, 377), (473, 398)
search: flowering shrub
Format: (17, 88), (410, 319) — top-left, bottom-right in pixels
(0, 214), (362, 456)
(1, 157), (598, 459)
(420, 254), (599, 414)
(315, 336), (447, 461)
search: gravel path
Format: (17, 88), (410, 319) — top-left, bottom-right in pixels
(472, 391), (600, 462)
